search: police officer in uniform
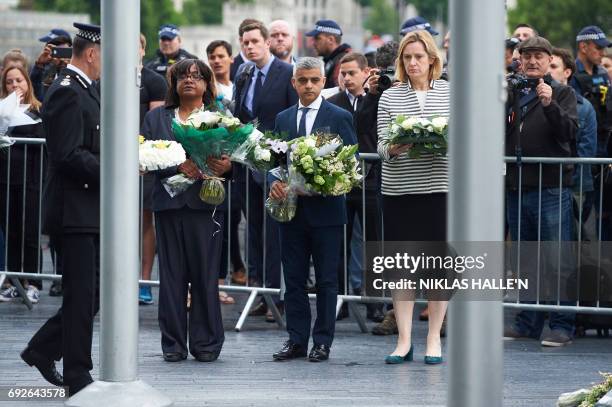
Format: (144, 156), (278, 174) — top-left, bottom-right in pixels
(571, 25), (612, 157)
(20, 22), (102, 396)
(145, 24), (197, 78)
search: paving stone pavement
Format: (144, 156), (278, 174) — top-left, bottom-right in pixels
(0, 288), (611, 407)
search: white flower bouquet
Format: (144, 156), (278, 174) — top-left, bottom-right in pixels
(0, 92), (40, 149)
(388, 115), (448, 158)
(165, 109), (253, 205)
(230, 129), (289, 172)
(265, 133), (361, 222)
(138, 135), (186, 172)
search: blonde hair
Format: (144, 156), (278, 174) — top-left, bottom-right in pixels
(395, 30), (443, 83)
(0, 65), (41, 112)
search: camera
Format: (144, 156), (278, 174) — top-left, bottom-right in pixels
(507, 72), (552, 91)
(377, 67), (396, 93)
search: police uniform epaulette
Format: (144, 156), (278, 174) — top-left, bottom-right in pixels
(74, 74), (88, 89)
(60, 75), (71, 86)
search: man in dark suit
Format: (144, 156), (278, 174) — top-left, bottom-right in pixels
(270, 57), (357, 362)
(229, 18), (259, 82)
(232, 20), (298, 320)
(328, 52), (384, 322)
(20, 23), (102, 396)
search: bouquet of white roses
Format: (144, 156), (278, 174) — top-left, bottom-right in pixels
(163, 109), (253, 205)
(0, 92), (40, 149)
(388, 115), (448, 158)
(138, 135), (186, 172)
(231, 130), (289, 172)
(265, 133), (361, 222)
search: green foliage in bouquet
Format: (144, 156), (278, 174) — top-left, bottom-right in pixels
(290, 134), (361, 196)
(389, 115), (448, 159)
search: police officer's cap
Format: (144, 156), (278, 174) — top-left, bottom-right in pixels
(39, 28), (71, 43)
(518, 36), (552, 55)
(73, 22), (101, 44)
(400, 16), (439, 37)
(305, 20), (343, 37)
(159, 24), (181, 40)
(576, 26), (612, 48)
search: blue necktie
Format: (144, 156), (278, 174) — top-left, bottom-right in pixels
(251, 71), (264, 115)
(298, 107), (310, 137)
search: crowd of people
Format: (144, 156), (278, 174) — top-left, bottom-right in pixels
(0, 12), (610, 396)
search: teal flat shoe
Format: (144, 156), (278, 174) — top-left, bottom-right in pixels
(385, 345), (413, 364)
(424, 355), (443, 365)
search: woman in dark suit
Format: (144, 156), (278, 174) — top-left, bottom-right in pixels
(141, 59), (231, 363)
(0, 65), (45, 303)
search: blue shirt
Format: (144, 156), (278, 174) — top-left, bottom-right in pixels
(572, 91), (598, 192)
(245, 55), (276, 113)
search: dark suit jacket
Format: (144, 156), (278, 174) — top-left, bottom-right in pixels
(140, 106), (230, 212)
(232, 57), (298, 132)
(270, 99), (357, 228)
(41, 67), (100, 235)
(328, 90), (380, 191)
(229, 53), (245, 82)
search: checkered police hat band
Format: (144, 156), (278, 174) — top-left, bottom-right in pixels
(576, 33), (606, 42)
(315, 25), (342, 36)
(76, 30), (100, 43)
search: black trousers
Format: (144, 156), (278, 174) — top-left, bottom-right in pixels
(280, 219), (343, 348)
(155, 208), (225, 356)
(246, 175), (281, 289)
(0, 184), (43, 288)
(220, 176), (246, 279)
(28, 233), (99, 387)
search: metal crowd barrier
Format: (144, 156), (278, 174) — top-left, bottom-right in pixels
(2, 139), (611, 331)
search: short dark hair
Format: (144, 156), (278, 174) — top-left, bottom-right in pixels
(165, 59), (216, 109)
(206, 40), (232, 57)
(514, 23), (539, 36)
(552, 47), (577, 78)
(240, 21), (269, 40)
(340, 52), (368, 70)
(72, 36), (97, 58)
(238, 18), (260, 37)
(375, 41), (399, 68)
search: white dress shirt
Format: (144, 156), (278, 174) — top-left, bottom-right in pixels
(296, 95), (323, 136)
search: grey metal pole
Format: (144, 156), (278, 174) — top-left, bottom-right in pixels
(448, 0), (505, 406)
(99, 0), (140, 382)
(66, 1), (171, 405)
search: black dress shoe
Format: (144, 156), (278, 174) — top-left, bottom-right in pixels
(248, 301), (268, 316)
(367, 303), (385, 323)
(67, 376), (93, 396)
(272, 340), (307, 361)
(49, 281), (63, 297)
(163, 352), (187, 362)
(193, 351), (219, 362)
(308, 344), (330, 362)
(21, 347), (64, 386)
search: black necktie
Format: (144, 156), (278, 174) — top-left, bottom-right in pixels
(298, 107), (311, 137)
(251, 71), (264, 115)
(353, 95), (362, 112)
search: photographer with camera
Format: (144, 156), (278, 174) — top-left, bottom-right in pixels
(30, 29), (72, 101)
(504, 36), (578, 347)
